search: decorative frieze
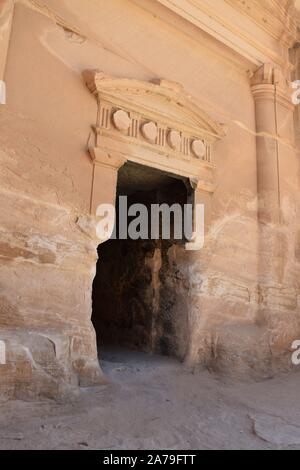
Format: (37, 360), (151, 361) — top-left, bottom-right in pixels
(157, 126), (167, 147)
(99, 105), (111, 129)
(141, 121), (158, 143)
(96, 104), (213, 163)
(112, 110), (131, 132)
(181, 136), (190, 157)
(191, 140), (206, 159)
(129, 115), (139, 139)
(83, 71), (226, 182)
(167, 130), (181, 151)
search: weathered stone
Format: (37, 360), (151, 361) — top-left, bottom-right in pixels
(0, 0), (300, 400)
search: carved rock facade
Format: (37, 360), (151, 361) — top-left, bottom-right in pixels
(0, 0), (300, 397)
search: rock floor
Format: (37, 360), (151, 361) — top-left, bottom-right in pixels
(0, 347), (300, 450)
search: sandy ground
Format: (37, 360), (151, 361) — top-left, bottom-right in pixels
(0, 347), (300, 450)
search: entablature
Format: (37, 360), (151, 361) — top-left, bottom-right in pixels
(84, 70), (226, 184)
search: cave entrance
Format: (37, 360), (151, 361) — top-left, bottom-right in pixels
(92, 162), (191, 362)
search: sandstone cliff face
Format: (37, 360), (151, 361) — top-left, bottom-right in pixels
(0, 0), (299, 398)
(0, 115), (104, 397)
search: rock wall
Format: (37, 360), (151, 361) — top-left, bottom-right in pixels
(0, 0), (299, 397)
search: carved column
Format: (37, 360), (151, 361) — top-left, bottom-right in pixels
(251, 64), (294, 225)
(89, 148), (126, 214)
(251, 64), (297, 321)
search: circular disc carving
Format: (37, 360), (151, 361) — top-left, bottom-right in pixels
(113, 110), (131, 131)
(167, 130), (181, 151)
(191, 140), (206, 158)
(141, 122), (158, 143)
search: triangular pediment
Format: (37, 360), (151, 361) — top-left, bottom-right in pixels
(84, 70), (225, 184)
(84, 71), (225, 144)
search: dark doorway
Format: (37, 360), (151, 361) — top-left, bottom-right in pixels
(92, 163), (190, 360)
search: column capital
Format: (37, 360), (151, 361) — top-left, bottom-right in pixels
(250, 64), (293, 110)
(250, 64), (294, 110)
(89, 147), (127, 170)
(250, 64), (288, 88)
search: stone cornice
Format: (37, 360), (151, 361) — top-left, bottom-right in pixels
(156, 0), (296, 71)
(225, 0), (297, 48)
